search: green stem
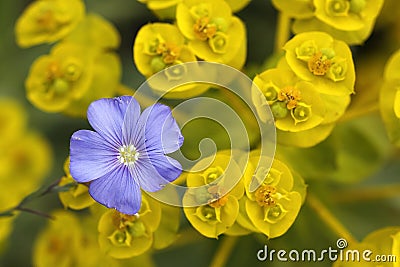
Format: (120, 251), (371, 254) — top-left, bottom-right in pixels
(306, 193), (358, 244)
(0, 178), (70, 219)
(332, 184), (400, 203)
(209, 236), (238, 267)
(274, 12), (291, 53)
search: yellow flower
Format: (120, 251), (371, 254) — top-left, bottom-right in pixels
(0, 131), (52, 210)
(244, 153), (305, 238)
(33, 211), (83, 267)
(313, 0), (384, 31)
(0, 99), (27, 148)
(138, 0), (181, 19)
(134, 23), (211, 98)
(244, 155), (305, 238)
(183, 151), (244, 238)
(63, 13), (120, 50)
(58, 158), (95, 210)
(26, 43), (95, 112)
(291, 0), (384, 45)
(272, 0), (314, 19)
(283, 31), (355, 96)
(380, 49), (400, 147)
(225, 0), (251, 13)
(15, 0), (85, 47)
(26, 42), (121, 116)
(333, 227), (400, 267)
(134, 23), (194, 76)
(0, 216), (15, 252)
(176, 0), (247, 69)
(98, 194), (161, 259)
(254, 68), (327, 132)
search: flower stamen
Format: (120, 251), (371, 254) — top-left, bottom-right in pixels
(193, 17), (217, 41)
(278, 86), (302, 109)
(117, 144), (139, 166)
(308, 51), (332, 76)
(255, 185), (277, 207)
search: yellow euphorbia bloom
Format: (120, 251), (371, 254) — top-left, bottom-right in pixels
(183, 151), (244, 238)
(26, 42), (120, 116)
(313, 0), (384, 31)
(58, 158), (95, 210)
(272, 0), (314, 19)
(134, 23), (196, 77)
(225, 0), (251, 12)
(33, 211), (84, 267)
(138, 0), (181, 19)
(176, 0), (247, 69)
(0, 99), (27, 148)
(380, 49), (400, 146)
(134, 23), (210, 98)
(283, 31), (355, 96)
(0, 131), (52, 210)
(98, 195), (161, 259)
(253, 65), (349, 146)
(63, 13), (120, 50)
(243, 155), (306, 238)
(290, 0), (384, 45)
(15, 0), (85, 47)
(333, 227), (400, 267)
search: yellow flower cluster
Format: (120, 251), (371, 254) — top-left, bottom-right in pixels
(380, 49), (400, 147)
(0, 99), (52, 246)
(272, 0), (384, 45)
(332, 227), (400, 267)
(183, 150), (307, 239)
(254, 31), (355, 147)
(16, 0), (122, 117)
(55, 164), (180, 260)
(133, 0), (248, 98)
(137, 0), (251, 19)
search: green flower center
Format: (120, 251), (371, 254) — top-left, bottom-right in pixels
(203, 166), (224, 184)
(118, 144), (139, 166)
(291, 103), (312, 123)
(196, 205), (217, 222)
(108, 229), (132, 247)
(209, 32), (228, 54)
(326, 0), (350, 16)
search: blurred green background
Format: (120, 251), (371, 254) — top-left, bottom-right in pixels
(0, 0), (399, 266)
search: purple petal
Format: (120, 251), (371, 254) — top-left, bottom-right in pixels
(131, 153), (182, 192)
(121, 97), (141, 145)
(138, 104), (184, 154)
(87, 96), (133, 147)
(89, 166), (141, 215)
(70, 130), (119, 183)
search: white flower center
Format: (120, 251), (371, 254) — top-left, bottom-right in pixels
(117, 144), (139, 166)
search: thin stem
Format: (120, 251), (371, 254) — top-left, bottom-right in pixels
(332, 184), (400, 203)
(209, 236), (238, 267)
(274, 12), (291, 53)
(15, 207), (54, 220)
(306, 193), (358, 244)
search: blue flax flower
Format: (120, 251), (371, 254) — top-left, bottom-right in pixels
(69, 96), (183, 215)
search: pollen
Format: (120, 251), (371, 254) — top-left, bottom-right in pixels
(308, 51), (332, 76)
(278, 86), (302, 109)
(117, 144), (139, 167)
(255, 185), (277, 207)
(193, 17), (217, 41)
